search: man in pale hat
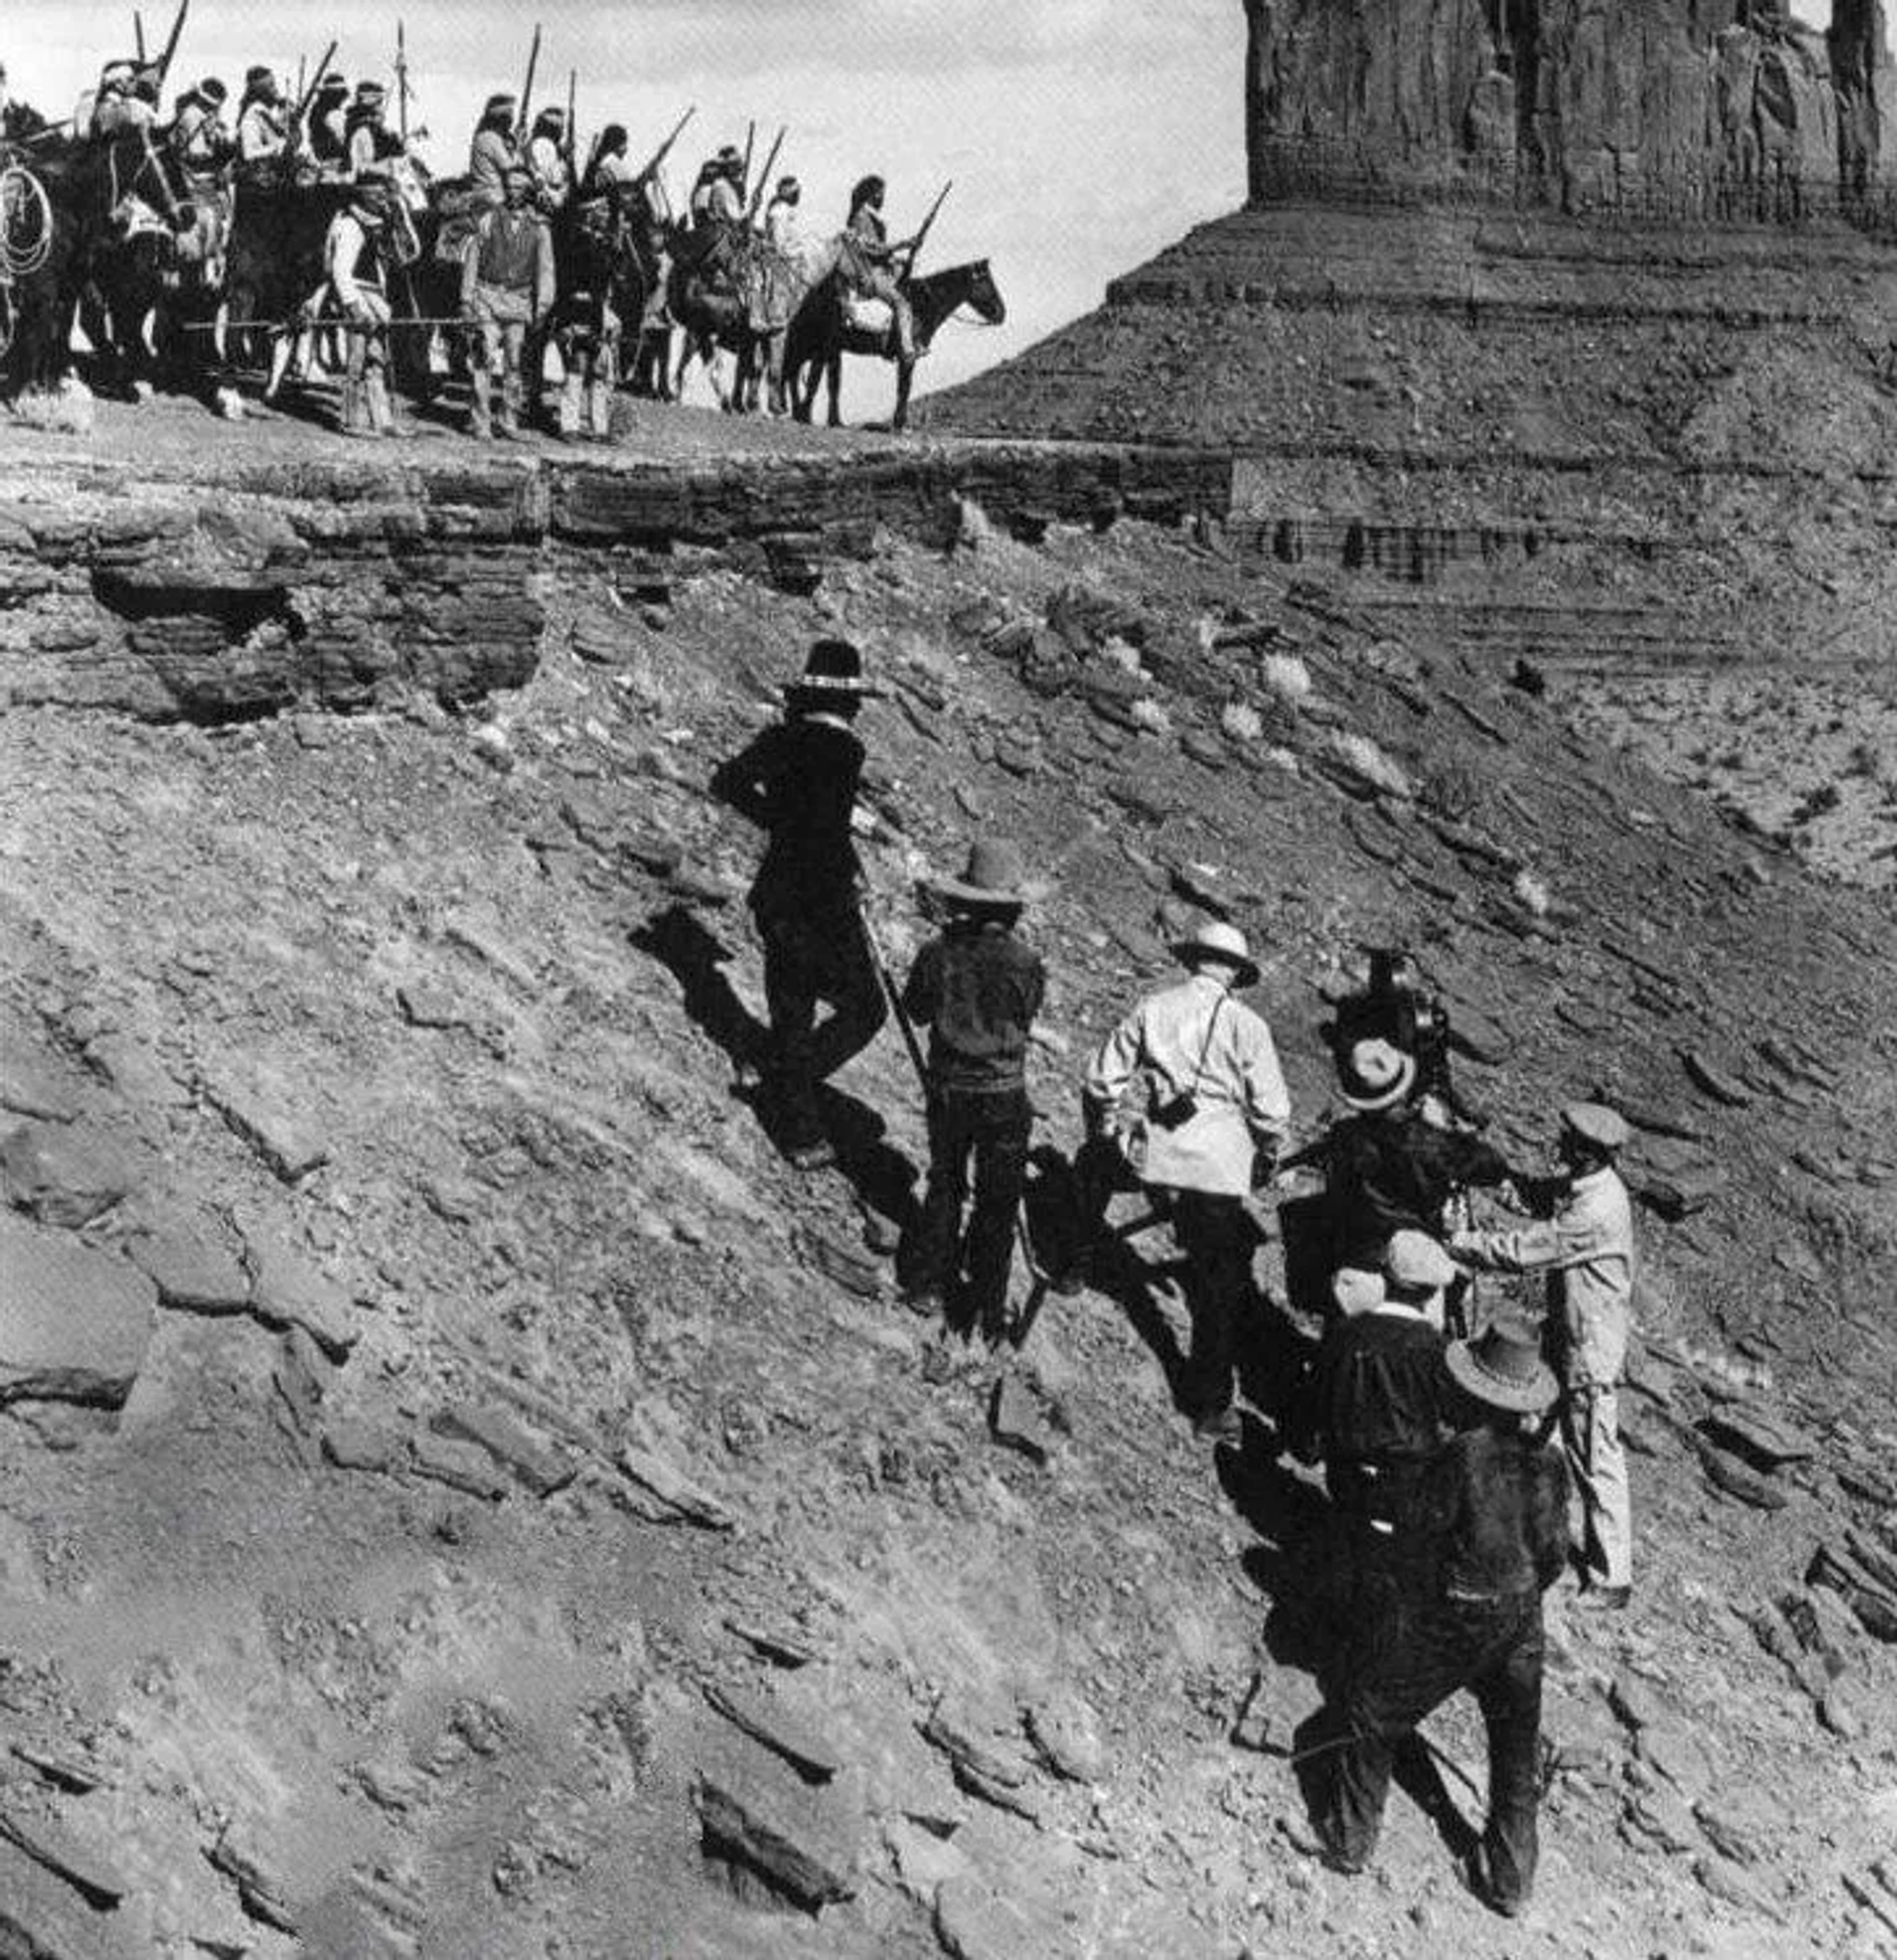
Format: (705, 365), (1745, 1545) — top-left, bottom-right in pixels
(1314, 1228), (1457, 1562)
(1298, 1304), (1567, 1916)
(1078, 918), (1291, 1441)
(1452, 1102), (1635, 1608)
(1316, 1034), (1514, 1322)
(711, 640), (888, 1170)
(896, 840), (1046, 1347)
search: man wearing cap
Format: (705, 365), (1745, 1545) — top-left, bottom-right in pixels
(1299, 1308), (1568, 1914)
(1319, 1035), (1513, 1322)
(1314, 1228), (1457, 1561)
(460, 163), (555, 439)
(1079, 922), (1291, 1440)
(710, 640), (889, 1171)
(897, 840), (1047, 1347)
(468, 94), (520, 207)
(1451, 1102), (1635, 1608)
(235, 67), (288, 164)
(325, 171), (401, 438)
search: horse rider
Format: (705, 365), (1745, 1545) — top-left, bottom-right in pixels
(526, 106), (572, 211)
(844, 174), (918, 361)
(346, 80), (402, 179)
(324, 168), (402, 439)
(93, 60), (157, 138)
(690, 145), (743, 230)
(170, 77), (232, 176)
(585, 122), (636, 197)
(467, 93), (519, 207)
(460, 161), (555, 440)
(304, 73), (351, 173)
(765, 174), (803, 254)
(235, 66), (289, 164)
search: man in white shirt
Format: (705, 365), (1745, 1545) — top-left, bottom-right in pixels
(1452, 1102), (1636, 1607)
(1081, 921), (1291, 1441)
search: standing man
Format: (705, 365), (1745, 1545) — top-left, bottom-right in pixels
(843, 174), (918, 362)
(324, 170), (399, 438)
(897, 841), (1046, 1348)
(460, 163), (554, 439)
(1081, 920), (1290, 1441)
(1452, 1102), (1635, 1608)
(235, 66), (288, 164)
(709, 640), (889, 1171)
(1299, 1307), (1568, 1915)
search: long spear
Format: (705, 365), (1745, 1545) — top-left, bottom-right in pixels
(515, 24), (541, 144)
(744, 125), (784, 225)
(154, 0), (191, 90)
(563, 66), (576, 174)
(395, 21), (410, 146)
(740, 118), (755, 195)
(282, 37), (337, 182)
(134, 13), (147, 61)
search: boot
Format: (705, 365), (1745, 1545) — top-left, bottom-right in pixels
(587, 378), (614, 442)
(556, 371), (583, 442)
(469, 369), (493, 440)
(365, 370), (398, 440)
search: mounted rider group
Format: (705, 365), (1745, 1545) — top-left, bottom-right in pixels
(0, 37), (1005, 440)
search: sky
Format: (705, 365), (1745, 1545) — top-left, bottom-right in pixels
(8, 2), (1249, 416)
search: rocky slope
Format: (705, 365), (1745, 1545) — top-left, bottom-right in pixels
(3, 401), (1897, 1957)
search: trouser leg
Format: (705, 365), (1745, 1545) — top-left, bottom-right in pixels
(1173, 1190), (1252, 1419)
(1471, 1604), (1545, 1910)
(1563, 1385), (1631, 1589)
(760, 920), (822, 1151)
(805, 909), (887, 1083)
(963, 1094), (1031, 1341)
(498, 320), (527, 430)
(905, 1098), (972, 1311)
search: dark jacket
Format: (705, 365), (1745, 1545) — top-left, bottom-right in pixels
(712, 714), (866, 918)
(1419, 1426), (1569, 1603)
(903, 921), (1044, 1096)
(1324, 1107), (1510, 1270)
(1316, 1306), (1450, 1535)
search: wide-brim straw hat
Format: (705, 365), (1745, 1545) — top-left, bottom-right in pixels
(935, 838), (1029, 912)
(784, 636), (886, 699)
(1171, 919), (1261, 989)
(1339, 1036), (1417, 1112)
(1446, 1312), (1559, 1415)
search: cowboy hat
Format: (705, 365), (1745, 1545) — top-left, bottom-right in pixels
(1171, 919), (1261, 989)
(934, 839), (1029, 913)
(1339, 1036), (1417, 1113)
(1445, 1309), (1558, 1415)
(784, 638), (885, 699)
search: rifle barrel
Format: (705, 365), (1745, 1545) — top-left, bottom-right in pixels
(517, 23), (541, 141)
(134, 12), (147, 61)
(156, 0), (191, 87)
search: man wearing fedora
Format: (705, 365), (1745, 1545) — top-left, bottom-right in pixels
(1451, 1102), (1636, 1608)
(1320, 1034), (1513, 1323)
(1078, 921), (1290, 1441)
(897, 840), (1046, 1346)
(712, 640), (888, 1171)
(1300, 1307), (1568, 1916)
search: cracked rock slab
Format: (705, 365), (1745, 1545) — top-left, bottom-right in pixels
(0, 1211), (153, 1408)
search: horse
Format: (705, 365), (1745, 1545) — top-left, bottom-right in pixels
(1, 142), (78, 398)
(785, 257), (1005, 432)
(669, 226), (841, 415)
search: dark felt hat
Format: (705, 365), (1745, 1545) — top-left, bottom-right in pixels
(784, 638), (884, 699)
(1446, 1308), (1558, 1415)
(934, 839), (1029, 912)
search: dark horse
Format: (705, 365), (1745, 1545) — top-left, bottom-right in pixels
(785, 258), (1005, 432)
(2, 143), (79, 397)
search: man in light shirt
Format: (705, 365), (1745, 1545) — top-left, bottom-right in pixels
(1452, 1102), (1635, 1608)
(1080, 921), (1291, 1441)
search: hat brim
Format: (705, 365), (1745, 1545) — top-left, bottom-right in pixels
(1172, 941), (1261, 989)
(1339, 1051), (1418, 1112)
(1444, 1340), (1559, 1415)
(934, 877), (1026, 911)
(784, 675), (886, 699)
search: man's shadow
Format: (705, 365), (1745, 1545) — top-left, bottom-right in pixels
(631, 903), (920, 1230)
